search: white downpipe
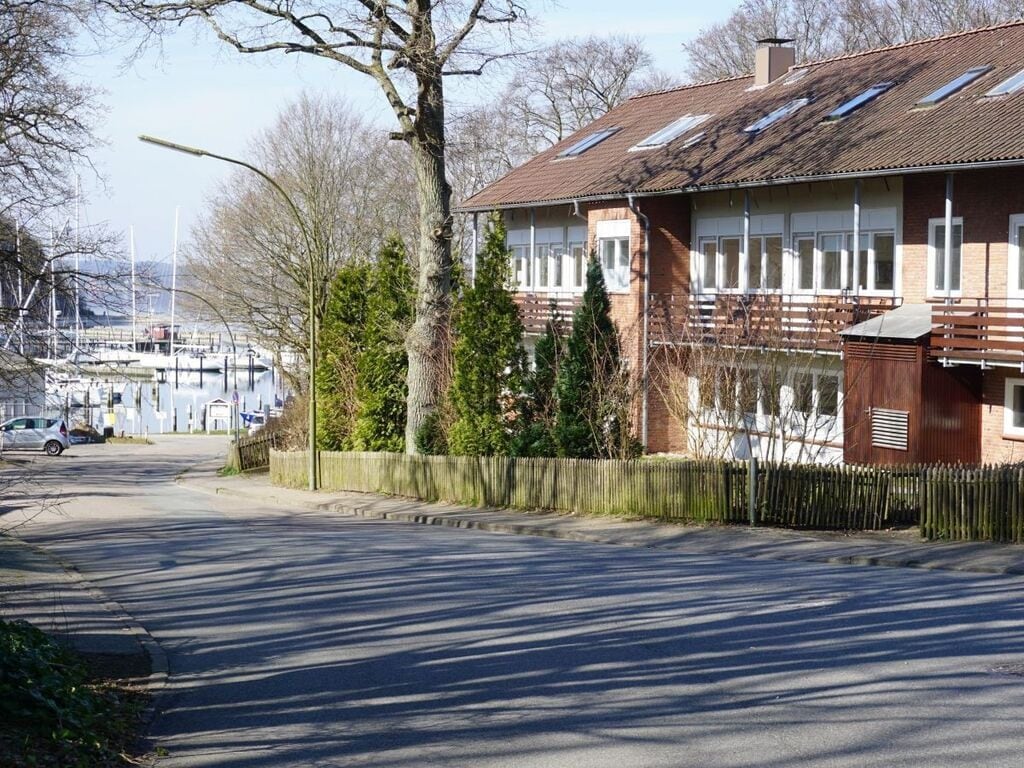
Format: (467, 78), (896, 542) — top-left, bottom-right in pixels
(529, 209), (536, 289)
(170, 207), (179, 357)
(944, 173), (954, 302)
(852, 180), (861, 295)
(743, 191), (752, 291)
(471, 212), (478, 285)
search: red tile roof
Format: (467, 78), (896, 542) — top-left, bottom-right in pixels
(461, 21), (1024, 211)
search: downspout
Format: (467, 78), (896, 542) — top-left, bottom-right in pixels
(852, 180), (861, 295)
(529, 208), (536, 289)
(743, 191), (752, 291)
(628, 195), (651, 452)
(944, 173), (954, 303)
(471, 212), (479, 285)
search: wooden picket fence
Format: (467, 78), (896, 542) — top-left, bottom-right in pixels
(270, 451), (1024, 542)
(920, 464), (1024, 544)
(234, 431), (276, 471)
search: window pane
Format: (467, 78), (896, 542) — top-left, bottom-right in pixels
(552, 250), (563, 288)
(572, 244), (585, 288)
(761, 370), (781, 417)
(933, 223), (963, 292)
(1018, 226), (1024, 292)
(722, 237), (740, 290)
(796, 237), (815, 291)
(701, 241), (717, 290)
(600, 239), (616, 272)
(765, 236), (783, 290)
(737, 369), (757, 415)
(617, 238), (630, 271)
(845, 233), (869, 291)
(874, 233), (895, 290)
(717, 367), (737, 415)
(819, 375), (839, 418)
(747, 236), (763, 291)
(793, 372), (813, 414)
(538, 244), (550, 286)
(1014, 385), (1024, 429)
(820, 234), (842, 290)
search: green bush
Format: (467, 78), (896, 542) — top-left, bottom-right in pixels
(448, 213), (526, 456)
(0, 619), (121, 761)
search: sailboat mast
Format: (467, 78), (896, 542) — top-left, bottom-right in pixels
(130, 226), (137, 352)
(170, 207), (178, 358)
(74, 174), (80, 352)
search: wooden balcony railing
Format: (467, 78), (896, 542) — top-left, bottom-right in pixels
(648, 293), (900, 352)
(930, 300), (1024, 366)
(514, 293), (582, 334)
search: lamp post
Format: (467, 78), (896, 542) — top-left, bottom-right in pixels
(139, 134), (319, 490)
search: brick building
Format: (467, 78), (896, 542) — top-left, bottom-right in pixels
(461, 22), (1024, 465)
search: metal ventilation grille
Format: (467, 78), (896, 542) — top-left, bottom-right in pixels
(871, 408), (909, 451)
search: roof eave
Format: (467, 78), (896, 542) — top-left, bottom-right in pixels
(456, 157), (1024, 213)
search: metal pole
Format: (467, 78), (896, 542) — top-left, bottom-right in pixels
(170, 207), (179, 357)
(748, 457), (759, 527)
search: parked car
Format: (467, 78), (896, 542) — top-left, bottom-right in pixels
(0, 416), (70, 456)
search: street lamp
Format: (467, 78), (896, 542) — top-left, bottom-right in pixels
(138, 134), (319, 490)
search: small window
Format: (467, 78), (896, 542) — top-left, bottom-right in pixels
(1005, 379), (1024, 436)
(917, 65), (992, 107)
(929, 218), (963, 296)
(598, 236), (630, 292)
(744, 98), (810, 133)
(825, 82), (894, 120)
(985, 68), (1024, 97)
(556, 127), (619, 158)
(632, 114), (710, 150)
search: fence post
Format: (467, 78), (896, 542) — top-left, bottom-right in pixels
(748, 457), (758, 527)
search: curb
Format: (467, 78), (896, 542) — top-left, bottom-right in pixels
(13, 539), (169, 738)
(178, 475), (1024, 579)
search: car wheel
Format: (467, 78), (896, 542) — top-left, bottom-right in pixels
(44, 440), (63, 456)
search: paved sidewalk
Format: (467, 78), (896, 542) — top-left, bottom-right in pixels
(181, 461), (1024, 577)
(0, 535), (158, 676)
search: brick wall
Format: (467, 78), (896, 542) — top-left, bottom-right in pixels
(980, 368), (1024, 464)
(903, 168), (1024, 303)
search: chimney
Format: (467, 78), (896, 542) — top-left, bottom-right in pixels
(755, 38), (796, 86)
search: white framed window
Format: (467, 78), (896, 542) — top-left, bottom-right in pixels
(596, 219), (631, 293)
(1004, 378), (1024, 437)
(790, 229), (896, 294)
(1009, 215), (1024, 298)
(507, 229), (532, 291)
(790, 369), (841, 429)
(928, 217), (963, 297)
(568, 225), (587, 291)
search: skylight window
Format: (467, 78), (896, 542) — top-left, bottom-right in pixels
(825, 82), (894, 120)
(631, 114), (711, 151)
(917, 66), (992, 107)
(557, 128), (619, 158)
(744, 98), (809, 133)
(985, 68), (1024, 97)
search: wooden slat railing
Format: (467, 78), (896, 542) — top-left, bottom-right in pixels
(514, 294), (581, 334)
(930, 300), (1024, 366)
(649, 293), (900, 352)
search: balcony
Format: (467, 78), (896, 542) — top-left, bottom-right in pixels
(930, 300), (1024, 367)
(514, 293), (582, 334)
(648, 293), (900, 353)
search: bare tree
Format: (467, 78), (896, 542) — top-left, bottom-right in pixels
(107, 0), (527, 452)
(184, 94), (417, 387)
(683, 0), (1024, 81)
(0, 1), (98, 222)
(502, 34), (679, 151)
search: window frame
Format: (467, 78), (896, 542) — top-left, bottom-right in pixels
(595, 221), (632, 294)
(631, 114), (711, 151)
(1004, 378), (1024, 438)
(985, 68), (1024, 98)
(916, 65), (992, 107)
(825, 82), (894, 120)
(927, 216), (964, 298)
(1010, 214), (1024, 299)
(744, 98), (810, 133)
(556, 127), (619, 158)
(790, 229), (896, 295)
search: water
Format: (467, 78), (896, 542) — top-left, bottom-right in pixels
(65, 367), (289, 436)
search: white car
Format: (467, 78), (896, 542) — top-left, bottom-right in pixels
(0, 416), (70, 456)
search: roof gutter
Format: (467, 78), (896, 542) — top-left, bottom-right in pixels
(456, 157), (1024, 213)
(627, 194), (651, 452)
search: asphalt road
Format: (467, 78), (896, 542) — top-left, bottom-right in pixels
(6, 437), (1024, 767)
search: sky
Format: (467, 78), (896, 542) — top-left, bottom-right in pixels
(74, 1), (743, 263)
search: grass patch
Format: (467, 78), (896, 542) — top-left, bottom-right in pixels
(217, 465), (241, 477)
(104, 436), (153, 446)
(0, 619), (149, 767)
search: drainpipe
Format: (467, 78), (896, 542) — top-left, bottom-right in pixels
(944, 173), (954, 303)
(471, 212), (479, 285)
(529, 208), (537, 289)
(628, 195), (651, 452)
(743, 191), (752, 291)
(852, 180), (861, 295)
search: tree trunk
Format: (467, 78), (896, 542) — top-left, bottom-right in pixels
(404, 75), (453, 453)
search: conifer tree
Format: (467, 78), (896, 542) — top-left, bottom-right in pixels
(352, 237), (415, 452)
(316, 262), (371, 450)
(554, 257), (633, 458)
(513, 316), (563, 457)
(448, 213), (526, 456)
